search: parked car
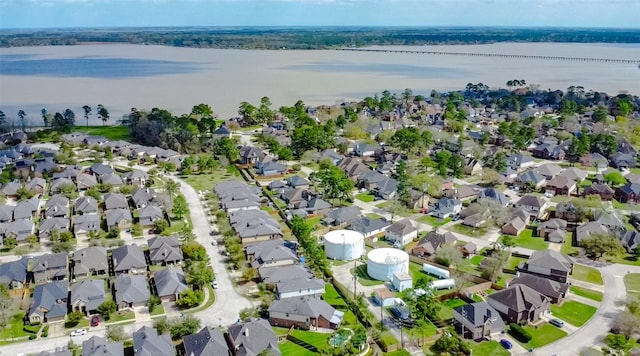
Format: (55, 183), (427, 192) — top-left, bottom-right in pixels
(212, 280), (218, 289)
(71, 329), (87, 337)
(499, 339), (512, 349)
(91, 315), (100, 327)
(549, 318), (564, 328)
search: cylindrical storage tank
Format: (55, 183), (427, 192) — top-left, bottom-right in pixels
(324, 230), (365, 261)
(429, 279), (456, 290)
(366, 248), (409, 282)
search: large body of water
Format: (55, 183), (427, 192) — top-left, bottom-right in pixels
(1, 42), (639, 124)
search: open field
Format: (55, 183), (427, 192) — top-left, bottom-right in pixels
(75, 126), (130, 141)
(550, 301), (597, 327)
(572, 264), (603, 285)
(570, 286), (603, 302)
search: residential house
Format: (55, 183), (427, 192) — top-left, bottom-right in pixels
(38, 217), (70, 241)
(584, 183), (615, 201)
(280, 188), (310, 209)
(305, 197), (332, 216)
(286, 175), (310, 189)
(268, 297), (344, 330)
(125, 170), (148, 186)
(49, 178), (75, 194)
(558, 167), (589, 183)
(89, 163), (114, 177)
(408, 189), (430, 210)
(112, 244), (147, 275)
(114, 274), (149, 308)
(621, 230), (640, 253)
(0, 205), (14, 223)
(337, 157), (370, 180)
(105, 208), (133, 231)
(14, 197), (40, 220)
(154, 267), (189, 302)
(98, 173), (123, 186)
(323, 206), (362, 227)
(350, 217), (391, 238)
(229, 210), (283, 246)
(147, 236), (183, 265)
(385, 219), (418, 246)
(453, 302), (505, 340)
(358, 170), (387, 190)
(53, 166), (80, 180)
(275, 278), (325, 299)
(227, 319), (281, 356)
(354, 142), (378, 157)
(502, 217), (527, 236)
(32, 253), (68, 283)
(34, 158), (58, 178)
(104, 193), (129, 210)
(3, 219), (35, 243)
(82, 336), (124, 356)
(509, 274), (569, 304)
(246, 240), (297, 269)
(519, 250), (574, 283)
(477, 188), (510, 207)
(0, 256), (29, 289)
(616, 183), (640, 203)
(545, 176), (577, 196)
(539, 218), (568, 243)
(1, 182), (22, 198)
(25, 177), (47, 194)
(133, 326), (174, 356)
(73, 214), (101, 238)
(373, 177), (398, 200)
(76, 173), (98, 190)
(74, 196), (99, 215)
(506, 154), (536, 171)
(515, 171), (547, 189)
(487, 284), (550, 324)
(611, 152), (637, 169)
(44, 195), (69, 218)
(319, 149), (344, 165)
(138, 205), (164, 226)
(259, 265), (314, 285)
(257, 161), (287, 176)
(239, 146), (265, 165)
(39, 350), (72, 356)
(183, 327), (230, 356)
(515, 195), (548, 219)
(131, 188), (157, 209)
(579, 153), (609, 170)
(576, 221), (610, 245)
(412, 231), (457, 258)
(536, 164), (563, 179)
(73, 247), (108, 278)
(463, 158), (483, 176)
(462, 211), (489, 228)
(70, 279), (105, 315)
(431, 198), (462, 219)
(29, 281), (69, 324)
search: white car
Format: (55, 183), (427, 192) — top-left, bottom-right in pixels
(70, 328), (87, 337)
(212, 280), (219, 289)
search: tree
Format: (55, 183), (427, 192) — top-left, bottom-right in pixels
(605, 171), (627, 186)
(106, 325), (126, 342)
(154, 317), (170, 335)
(593, 106), (608, 122)
(97, 104), (109, 126)
(242, 266), (258, 282)
(396, 160), (409, 206)
(82, 105), (92, 127)
(316, 165), (354, 203)
(613, 311), (640, 339)
(169, 314), (201, 339)
(238, 101), (257, 125)
(17, 109), (26, 131)
(581, 233), (625, 259)
(40, 108), (50, 127)
(434, 244), (463, 267)
(0, 285), (15, 328)
(390, 127), (422, 153)
(176, 289), (204, 309)
(187, 262), (214, 290)
(181, 241), (209, 262)
(501, 235), (516, 248)
(164, 180), (180, 203)
(2, 237), (16, 250)
(15, 186), (35, 201)
(147, 295), (161, 314)
(605, 333), (631, 354)
(433, 327), (469, 354)
(172, 195), (188, 219)
(63, 108), (76, 128)
(65, 310), (84, 328)
(480, 250), (510, 282)
(97, 300), (117, 320)
(213, 137), (240, 163)
(0, 110), (5, 127)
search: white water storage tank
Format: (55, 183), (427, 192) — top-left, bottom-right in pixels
(324, 230), (365, 261)
(367, 248), (409, 282)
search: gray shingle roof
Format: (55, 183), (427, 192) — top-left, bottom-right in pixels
(114, 274), (149, 305)
(453, 301), (504, 329)
(259, 265), (313, 284)
(74, 196), (99, 215)
(112, 244), (147, 273)
(71, 279), (105, 312)
(133, 326), (174, 356)
(148, 237), (183, 264)
(183, 327), (230, 356)
(82, 336), (124, 356)
(0, 256), (29, 287)
(38, 217), (70, 236)
(510, 274), (569, 300)
(105, 208), (133, 227)
(30, 281), (69, 320)
(527, 250), (573, 272)
(276, 278), (325, 295)
(386, 219), (417, 237)
(154, 267), (188, 298)
(227, 319), (282, 356)
(73, 214), (101, 233)
(488, 284), (548, 313)
(104, 193), (128, 210)
(350, 217), (391, 235)
(73, 247), (108, 276)
(268, 297), (343, 325)
(90, 163), (115, 176)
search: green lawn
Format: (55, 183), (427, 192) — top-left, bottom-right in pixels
(107, 310), (135, 323)
(572, 264), (603, 285)
(186, 286), (215, 313)
(624, 273), (640, 292)
(606, 254), (640, 267)
(520, 324), (568, 349)
(550, 301), (597, 327)
(150, 303), (165, 316)
(561, 233), (579, 255)
(181, 171), (238, 192)
(570, 286), (603, 302)
(352, 265), (384, 286)
(505, 256), (527, 270)
(75, 125), (130, 141)
(417, 216), (451, 227)
(323, 284), (347, 307)
(511, 229), (549, 250)
(0, 314), (30, 339)
(468, 340), (510, 356)
(355, 192), (375, 203)
(290, 329), (332, 351)
(366, 213), (382, 220)
(451, 224), (487, 236)
(306, 216), (323, 228)
(470, 255), (484, 265)
(409, 262), (436, 283)
(279, 340), (316, 356)
(406, 321), (438, 339)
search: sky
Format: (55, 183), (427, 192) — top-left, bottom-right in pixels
(0, 0), (639, 29)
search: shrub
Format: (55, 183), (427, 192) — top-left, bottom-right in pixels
(65, 311), (84, 328)
(29, 334), (36, 340)
(509, 323), (532, 342)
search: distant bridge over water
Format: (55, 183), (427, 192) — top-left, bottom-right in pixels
(337, 48), (640, 66)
